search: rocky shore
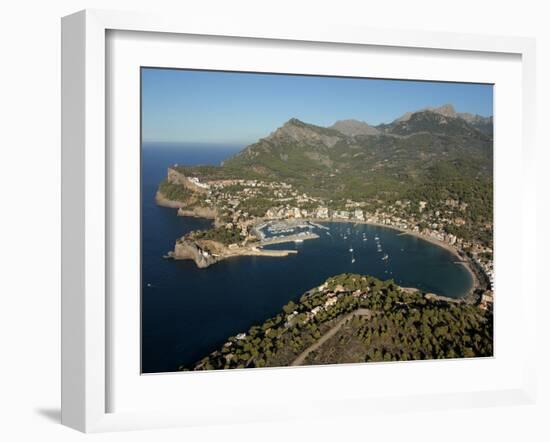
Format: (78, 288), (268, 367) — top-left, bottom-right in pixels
(156, 178), (484, 300)
(167, 238), (219, 268)
(164, 206), (482, 299)
(166, 237), (299, 268)
(177, 206), (217, 219)
(154, 190), (187, 209)
(155, 190), (218, 219)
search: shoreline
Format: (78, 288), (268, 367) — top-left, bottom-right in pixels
(160, 199), (481, 299)
(167, 232), (318, 267)
(304, 217), (480, 298)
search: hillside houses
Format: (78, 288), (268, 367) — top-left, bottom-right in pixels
(169, 168), (493, 294)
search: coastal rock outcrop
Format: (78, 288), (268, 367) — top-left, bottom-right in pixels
(167, 167), (209, 194)
(155, 190), (187, 208)
(169, 238), (218, 268)
(177, 206), (217, 219)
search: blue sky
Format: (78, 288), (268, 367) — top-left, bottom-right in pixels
(141, 68), (493, 145)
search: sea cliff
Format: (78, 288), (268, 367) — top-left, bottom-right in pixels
(177, 206), (217, 219)
(167, 236), (301, 268)
(168, 238), (219, 268)
(154, 190), (187, 209)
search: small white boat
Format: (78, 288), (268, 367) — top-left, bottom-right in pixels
(349, 248), (354, 252)
(351, 258), (355, 263)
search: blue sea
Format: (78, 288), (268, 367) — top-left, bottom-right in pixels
(141, 142), (473, 373)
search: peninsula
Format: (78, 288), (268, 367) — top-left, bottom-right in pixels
(181, 273), (493, 371)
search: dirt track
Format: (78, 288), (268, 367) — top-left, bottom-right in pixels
(290, 308), (372, 366)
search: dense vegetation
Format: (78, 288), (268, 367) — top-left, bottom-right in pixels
(190, 226), (243, 246)
(402, 160), (493, 246)
(158, 179), (195, 203)
(181, 274), (492, 370)
(307, 291), (491, 364)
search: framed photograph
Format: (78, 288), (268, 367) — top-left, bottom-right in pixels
(61, 9), (537, 432)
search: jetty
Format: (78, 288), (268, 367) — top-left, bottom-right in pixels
(259, 232), (319, 246)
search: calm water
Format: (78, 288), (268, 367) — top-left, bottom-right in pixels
(141, 142), (473, 373)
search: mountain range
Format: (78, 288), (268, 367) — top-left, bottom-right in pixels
(327, 104), (492, 138)
(172, 103), (493, 245)
(219, 104), (492, 203)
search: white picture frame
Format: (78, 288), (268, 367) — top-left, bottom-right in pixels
(61, 9), (537, 433)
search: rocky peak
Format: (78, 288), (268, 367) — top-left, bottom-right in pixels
(394, 104), (456, 123)
(330, 119), (380, 136)
(265, 118), (342, 148)
(393, 103), (492, 129)
(431, 105), (492, 131)
(432, 104), (457, 117)
(285, 117), (304, 126)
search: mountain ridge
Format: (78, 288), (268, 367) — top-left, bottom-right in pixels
(241, 104), (492, 149)
(218, 112), (491, 224)
(174, 103), (492, 245)
(330, 119), (381, 137)
(227, 105), (492, 170)
(390, 104), (492, 135)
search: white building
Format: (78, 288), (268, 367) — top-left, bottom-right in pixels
(324, 297), (338, 308)
(334, 210), (350, 220)
(188, 176), (211, 190)
(316, 207), (329, 219)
